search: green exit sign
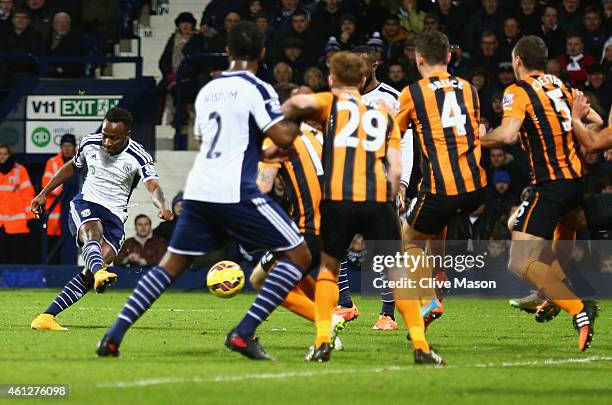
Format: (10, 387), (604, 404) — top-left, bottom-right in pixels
(60, 97), (121, 117)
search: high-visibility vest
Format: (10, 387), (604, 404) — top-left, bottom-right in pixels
(42, 152), (65, 236)
(0, 162), (35, 234)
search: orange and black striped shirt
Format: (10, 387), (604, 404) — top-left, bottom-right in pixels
(308, 90), (401, 202)
(396, 71), (487, 195)
(502, 74), (584, 184)
(261, 123), (323, 235)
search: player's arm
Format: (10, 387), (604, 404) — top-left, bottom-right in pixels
(386, 147), (402, 198)
(30, 160), (77, 217)
(480, 117), (522, 148)
(257, 166), (279, 193)
(571, 91), (612, 152)
(144, 179), (174, 221)
(282, 94), (319, 122)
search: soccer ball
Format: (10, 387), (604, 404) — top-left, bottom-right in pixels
(206, 260), (245, 298)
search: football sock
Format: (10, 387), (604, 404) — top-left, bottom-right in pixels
(379, 271), (395, 318)
(282, 287), (315, 321)
(82, 241), (105, 274)
(315, 270), (339, 346)
(297, 274), (316, 300)
(524, 260), (584, 315)
(395, 299), (429, 352)
(106, 266), (173, 343)
(44, 271), (93, 316)
(337, 260), (353, 308)
(405, 244), (436, 300)
(236, 260), (303, 337)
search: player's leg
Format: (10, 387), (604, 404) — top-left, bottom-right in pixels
(335, 234), (362, 322)
(250, 251), (316, 322)
(226, 195), (312, 360)
(510, 181), (598, 351)
(31, 213), (111, 330)
(305, 200), (356, 361)
(97, 200), (212, 356)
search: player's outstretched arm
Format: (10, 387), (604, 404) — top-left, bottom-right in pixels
(144, 179), (174, 221)
(571, 92), (612, 152)
(480, 117), (521, 148)
(282, 94), (319, 122)
(30, 160), (77, 217)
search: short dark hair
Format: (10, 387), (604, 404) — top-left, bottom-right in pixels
(13, 8), (30, 17)
(292, 9), (309, 20)
(351, 45), (377, 65)
(414, 31), (450, 66)
(274, 82), (299, 104)
(134, 214), (151, 226)
(384, 13), (400, 23)
(513, 35), (548, 71)
(104, 107), (133, 131)
(227, 21), (265, 61)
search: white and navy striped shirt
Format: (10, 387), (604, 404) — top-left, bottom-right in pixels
(361, 81), (413, 187)
(186, 70), (283, 203)
(362, 82), (401, 114)
(73, 134), (159, 222)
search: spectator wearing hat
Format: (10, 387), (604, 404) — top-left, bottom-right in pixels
(290, 9), (318, 60)
(485, 170), (518, 222)
(539, 5), (567, 59)
(485, 147), (528, 198)
(380, 14), (406, 62)
(559, 33), (596, 89)
(496, 61), (515, 90)
(577, 8), (608, 60)
(41, 134), (77, 263)
(278, 36), (310, 83)
(497, 16), (521, 61)
(247, 0), (264, 21)
(154, 191), (183, 242)
(318, 36), (341, 77)
(156, 11), (206, 126)
(271, 0), (299, 35)
(585, 64), (611, 114)
(338, 13), (364, 50)
(396, 0), (425, 41)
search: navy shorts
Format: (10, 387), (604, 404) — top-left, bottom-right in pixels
(68, 194), (125, 254)
(168, 194), (304, 256)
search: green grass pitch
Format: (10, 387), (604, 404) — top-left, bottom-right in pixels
(1, 290), (611, 404)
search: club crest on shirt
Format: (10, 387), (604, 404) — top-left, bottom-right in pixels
(502, 93), (514, 106)
(123, 163), (132, 174)
(81, 209), (91, 217)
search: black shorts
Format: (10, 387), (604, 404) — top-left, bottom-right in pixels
(513, 179), (584, 239)
(260, 233), (322, 273)
(406, 188), (486, 235)
(583, 193), (612, 231)
(320, 200), (401, 261)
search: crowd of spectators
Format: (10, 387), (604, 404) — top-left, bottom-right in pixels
(0, 0), (140, 87)
(1, 0), (611, 271)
